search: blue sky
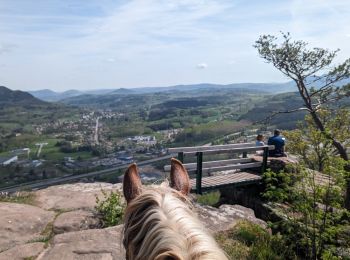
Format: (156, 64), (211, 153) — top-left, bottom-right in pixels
(0, 0), (350, 91)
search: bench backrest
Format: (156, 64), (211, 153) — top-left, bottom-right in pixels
(167, 142), (255, 154)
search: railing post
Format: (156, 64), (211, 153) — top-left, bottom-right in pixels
(178, 152), (184, 163)
(196, 152), (203, 194)
(261, 146), (269, 174)
(242, 151), (247, 158)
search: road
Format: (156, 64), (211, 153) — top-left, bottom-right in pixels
(94, 117), (99, 144)
(36, 143), (48, 157)
(0, 154), (174, 193)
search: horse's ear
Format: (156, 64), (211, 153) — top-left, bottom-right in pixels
(123, 163), (142, 204)
(170, 158), (190, 195)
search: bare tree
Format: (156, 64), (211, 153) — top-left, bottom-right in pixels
(254, 32), (350, 207)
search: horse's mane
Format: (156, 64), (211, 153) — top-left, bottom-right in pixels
(123, 182), (228, 260)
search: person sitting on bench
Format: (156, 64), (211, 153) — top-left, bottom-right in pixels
(256, 134), (265, 146)
(268, 129), (286, 157)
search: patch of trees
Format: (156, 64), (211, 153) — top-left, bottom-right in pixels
(55, 141), (92, 153)
(240, 92), (306, 129)
(174, 121), (247, 146)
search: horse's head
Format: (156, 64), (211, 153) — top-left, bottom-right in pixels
(122, 158), (228, 260)
(123, 158), (190, 203)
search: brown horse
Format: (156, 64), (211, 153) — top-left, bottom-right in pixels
(123, 158), (228, 260)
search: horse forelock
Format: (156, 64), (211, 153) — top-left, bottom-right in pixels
(123, 182), (228, 260)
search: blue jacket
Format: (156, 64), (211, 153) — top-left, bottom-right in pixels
(268, 135), (285, 156)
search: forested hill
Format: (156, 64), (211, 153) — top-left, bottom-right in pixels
(240, 91), (350, 129)
(0, 86), (47, 106)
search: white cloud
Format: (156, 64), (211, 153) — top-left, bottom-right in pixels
(228, 60), (236, 65)
(1, 0), (350, 90)
(196, 63), (208, 69)
(0, 43), (17, 54)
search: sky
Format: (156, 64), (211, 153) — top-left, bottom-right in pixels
(0, 0), (350, 91)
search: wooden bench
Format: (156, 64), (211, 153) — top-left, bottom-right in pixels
(164, 143), (274, 194)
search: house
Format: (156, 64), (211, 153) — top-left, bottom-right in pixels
(118, 155), (134, 164)
(32, 160), (43, 167)
(0, 156), (18, 166)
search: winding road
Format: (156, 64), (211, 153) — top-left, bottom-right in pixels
(94, 117), (99, 144)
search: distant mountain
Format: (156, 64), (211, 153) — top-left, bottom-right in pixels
(29, 82), (295, 102)
(29, 78), (350, 102)
(60, 86), (268, 115)
(29, 89), (84, 101)
(128, 82), (296, 94)
(0, 86), (46, 105)
(28, 89), (59, 101)
(84, 89), (118, 95)
(109, 88), (136, 95)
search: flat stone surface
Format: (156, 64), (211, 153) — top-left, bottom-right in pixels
(0, 242), (45, 260)
(34, 182), (123, 211)
(53, 210), (100, 234)
(37, 225), (125, 260)
(0, 202), (55, 252)
(196, 203), (267, 232)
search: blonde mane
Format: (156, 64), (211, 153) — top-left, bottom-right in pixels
(123, 181), (228, 260)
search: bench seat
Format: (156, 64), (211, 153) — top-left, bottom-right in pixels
(190, 172), (262, 192)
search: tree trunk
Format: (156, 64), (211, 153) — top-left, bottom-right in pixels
(345, 164), (350, 209)
(297, 82), (350, 209)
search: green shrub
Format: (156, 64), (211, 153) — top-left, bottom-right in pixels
(216, 221), (292, 260)
(248, 234), (287, 260)
(95, 190), (125, 227)
(229, 220), (270, 246)
(196, 191), (220, 206)
(262, 169), (292, 203)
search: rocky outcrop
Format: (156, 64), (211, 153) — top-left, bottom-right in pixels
(0, 182), (266, 259)
(53, 210), (100, 234)
(251, 154), (299, 173)
(37, 226), (125, 260)
(0, 242), (46, 260)
(196, 204), (267, 232)
(34, 182), (123, 211)
(0, 202), (55, 252)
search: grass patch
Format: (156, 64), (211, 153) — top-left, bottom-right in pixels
(27, 221), (54, 247)
(28, 219), (56, 248)
(26, 209), (64, 247)
(196, 191), (221, 206)
(53, 208), (72, 215)
(0, 192), (36, 205)
(216, 232), (250, 260)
